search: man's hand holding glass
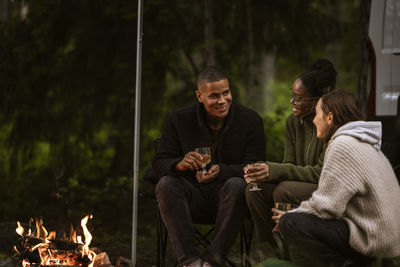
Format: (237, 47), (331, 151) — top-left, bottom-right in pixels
(175, 147), (219, 183)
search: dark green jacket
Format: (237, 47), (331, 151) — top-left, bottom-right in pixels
(267, 110), (326, 184)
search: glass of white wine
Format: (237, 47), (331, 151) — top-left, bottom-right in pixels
(244, 161), (265, 191)
(195, 147), (211, 174)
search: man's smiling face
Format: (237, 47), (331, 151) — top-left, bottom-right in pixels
(196, 78), (232, 120)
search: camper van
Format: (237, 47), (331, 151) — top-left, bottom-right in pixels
(369, 0), (400, 175)
(369, 0), (400, 133)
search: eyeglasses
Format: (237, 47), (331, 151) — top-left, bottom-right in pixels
(290, 89), (319, 106)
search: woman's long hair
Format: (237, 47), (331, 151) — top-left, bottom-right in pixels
(320, 89), (362, 142)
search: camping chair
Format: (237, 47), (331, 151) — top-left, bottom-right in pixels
(144, 139), (253, 267)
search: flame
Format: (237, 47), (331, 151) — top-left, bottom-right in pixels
(16, 221), (24, 236)
(31, 242), (47, 252)
(15, 215), (97, 267)
(42, 225), (48, 238)
(35, 219), (41, 238)
(80, 215), (92, 255)
(37, 247), (80, 266)
(48, 231), (56, 240)
(70, 225), (77, 243)
(80, 215), (96, 267)
(22, 259), (30, 267)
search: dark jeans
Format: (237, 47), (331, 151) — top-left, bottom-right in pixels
(156, 175), (247, 266)
(245, 181), (317, 243)
(279, 212), (373, 267)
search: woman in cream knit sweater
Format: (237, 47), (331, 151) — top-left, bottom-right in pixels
(278, 89), (400, 266)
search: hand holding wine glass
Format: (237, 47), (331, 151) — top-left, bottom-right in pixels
(176, 147), (216, 183)
(195, 147), (211, 174)
(175, 151), (204, 172)
(244, 161), (268, 191)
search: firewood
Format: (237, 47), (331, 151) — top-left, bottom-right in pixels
(115, 257), (132, 267)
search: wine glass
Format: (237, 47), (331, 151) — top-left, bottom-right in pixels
(195, 147), (211, 174)
(244, 162), (264, 191)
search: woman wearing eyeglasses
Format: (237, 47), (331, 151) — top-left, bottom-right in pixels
(245, 59), (337, 250)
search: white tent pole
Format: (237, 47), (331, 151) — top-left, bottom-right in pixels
(132, 0), (143, 265)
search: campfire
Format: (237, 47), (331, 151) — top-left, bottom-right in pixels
(14, 215), (98, 267)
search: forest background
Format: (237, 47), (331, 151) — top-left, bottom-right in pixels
(0, 0), (366, 265)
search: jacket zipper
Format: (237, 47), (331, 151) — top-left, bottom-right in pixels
(305, 125), (315, 164)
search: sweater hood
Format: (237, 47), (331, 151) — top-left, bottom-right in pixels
(331, 121), (382, 150)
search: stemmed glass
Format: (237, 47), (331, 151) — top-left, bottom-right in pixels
(195, 147), (211, 174)
(244, 162), (264, 191)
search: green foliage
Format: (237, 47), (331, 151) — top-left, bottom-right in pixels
(0, 0), (362, 257)
(0, 1), (137, 236)
(263, 81), (292, 162)
(0, 253), (9, 260)
(0, 123), (12, 176)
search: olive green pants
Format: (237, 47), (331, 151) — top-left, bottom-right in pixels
(245, 181), (317, 243)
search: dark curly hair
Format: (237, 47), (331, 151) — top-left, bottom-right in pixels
(298, 59), (337, 97)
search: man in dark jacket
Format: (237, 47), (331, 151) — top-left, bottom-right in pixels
(153, 66), (266, 267)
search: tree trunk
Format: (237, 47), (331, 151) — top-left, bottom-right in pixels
(204, 0), (215, 65)
(358, 0), (372, 119)
(325, 1), (343, 67)
(0, 0), (11, 22)
(245, 0), (258, 111)
(260, 52), (276, 113)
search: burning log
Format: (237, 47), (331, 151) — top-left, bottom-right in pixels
(14, 216), (97, 267)
(45, 239), (80, 251)
(15, 236), (90, 267)
(17, 236), (80, 251)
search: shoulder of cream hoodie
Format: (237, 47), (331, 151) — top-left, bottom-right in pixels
(331, 121), (382, 150)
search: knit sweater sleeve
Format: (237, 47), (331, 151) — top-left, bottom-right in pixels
(267, 116), (324, 184)
(267, 153), (324, 184)
(291, 138), (360, 218)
